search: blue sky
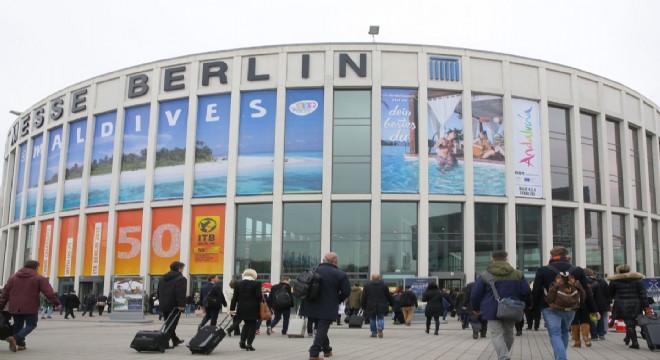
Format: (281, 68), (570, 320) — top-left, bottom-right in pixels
(91, 111), (116, 161)
(65, 119), (87, 170)
(156, 99), (189, 151)
(27, 134), (42, 188)
(238, 90), (277, 154)
(14, 143), (26, 193)
(123, 105), (150, 156)
(44, 127), (62, 181)
(285, 89), (324, 153)
(196, 94), (231, 157)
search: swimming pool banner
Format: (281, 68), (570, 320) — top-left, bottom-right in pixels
(284, 89), (324, 193)
(119, 105), (150, 203)
(42, 126), (63, 213)
(237, 90), (277, 195)
(471, 95), (505, 196)
(88, 112), (116, 206)
(84, 213), (108, 276)
(115, 209), (143, 275)
(58, 216), (79, 277)
(154, 99), (189, 200)
(149, 207), (182, 274)
(512, 99), (543, 198)
(63, 118), (88, 211)
(381, 88), (419, 193)
(189, 205), (225, 274)
(427, 91), (464, 194)
(26, 135), (43, 218)
(111, 276), (144, 312)
(13, 143), (27, 221)
(194, 94), (231, 198)
(38, 220), (54, 276)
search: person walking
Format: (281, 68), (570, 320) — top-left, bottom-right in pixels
(225, 279), (241, 337)
(269, 277), (294, 335)
(399, 285), (418, 326)
(157, 261), (187, 349)
(230, 269), (262, 351)
(463, 282), (488, 339)
(96, 293), (108, 316)
(347, 282), (362, 317)
(607, 264), (649, 349)
(422, 282), (445, 335)
(256, 283), (273, 335)
(0, 260), (61, 353)
(58, 292), (66, 315)
(39, 293), (54, 319)
(301, 252), (351, 360)
(586, 268), (610, 341)
(198, 274), (227, 329)
(81, 291), (97, 317)
(64, 291), (80, 319)
(361, 274), (394, 339)
(471, 250), (531, 360)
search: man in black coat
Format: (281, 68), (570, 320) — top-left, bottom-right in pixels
(199, 274), (227, 329)
(361, 274), (394, 338)
(269, 277), (294, 335)
(585, 268), (610, 340)
(157, 261), (187, 348)
(301, 252), (351, 360)
(64, 291), (80, 319)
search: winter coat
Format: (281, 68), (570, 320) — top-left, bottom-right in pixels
(85, 293), (98, 306)
(347, 286), (362, 310)
(157, 270), (187, 312)
(470, 261), (531, 321)
(269, 282), (293, 310)
(399, 289), (419, 308)
(422, 287), (445, 317)
(200, 282), (227, 309)
(607, 272), (648, 321)
(230, 279), (262, 321)
(531, 258), (597, 313)
(66, 294), (81, 308)
(0, 267), (60, 314)
(361, 280), (394, 316)
(587, 276), (611, 313)
(461, 283), (474, 311)
(40, 293), (54, 307)
(301, 262), (351, 320)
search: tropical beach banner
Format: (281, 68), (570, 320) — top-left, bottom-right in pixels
(58, 216), (79, 277)
(115, 209), (143, 275)
(13, 143), (27, 221)
(189, 205), (225, 274)
(283, 89), (324, 193)
(427, 90), (463, 194)
(88, 112), (116, 206)
(512, 99), (543, 198)
(119, 105), (150, 203)
(149, 207), (182, 274)
(42, 126), (63, 214)
(236, 90), (277, 195)
(194, 94), (231, 197)
(112, 276), (144, 312)
(38, 220), (54, 276)
(381, 88), (419, 193)
(84, 213), (108, 276)
(63, 118), (88, 211)
(25, 135), (43, 218)
(472, 95), (505, 196)
(153, 99), (189, 200)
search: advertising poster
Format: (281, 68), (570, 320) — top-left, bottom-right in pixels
(283, 89), (324, 193)
(404, 277), (438, 312)
(63, 118), (88, 211)
(119, 105), (150, 203)
(26, 135), (43, 218)
(236, 90), (277, 195)
(58, 216), (79, 277)
(153, 99), (189, 200)
(115, 209), (143, 275)
(111, 276), (144, 312)
(88, 112), (116, 206)
(84, 213), (108, 276)
(42, 126), (63, 214)
(427, 91), (464, 194)
(13, 143), (27, 221)
(38, 220), (54, 276)
(472, 95), (505, 196)
(189, 205), (225, 274)
(150, 207), (182, 274)
(643, 278), (660, 311)
(193, 94), (231, 197)
(512, 99), (543, 198)
(381, 88), (419, 193)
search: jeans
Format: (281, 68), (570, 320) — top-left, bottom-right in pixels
(489, 319), (515, 360)
(10, 314), (39, 346)
(369, 313), (385, 335)
(185, 304), (192, 317)
(592, 311), (607, 337)
(270, 307), (291, 333)
(40, 307), (53, 318)
(542, 308), (576, 360)
(199, 307), (220, 327)
(309, 319), (332, 357)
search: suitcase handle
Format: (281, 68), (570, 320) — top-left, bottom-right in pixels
(161, 308), (181, 334)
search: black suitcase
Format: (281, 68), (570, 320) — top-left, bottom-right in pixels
(0, 311), (12, 340)
(130, 309), (181, 353)
(348, 310), (364, 328)
(637, 313), (660, 351)
(187, 314), (232, 355)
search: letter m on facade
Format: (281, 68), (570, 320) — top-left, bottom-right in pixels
(429, 56), (460, 81)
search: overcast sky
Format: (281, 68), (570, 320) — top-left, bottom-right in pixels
(1, 0), (659, 161)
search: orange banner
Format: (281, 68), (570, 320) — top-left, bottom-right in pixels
(115, 209), (143, 275)
(189, 205), (225, 274)
(84, 213), (108, 276)
(150, 207), (182, 275)
(58, 216), (79, 277)
(38, 220), (55, 276)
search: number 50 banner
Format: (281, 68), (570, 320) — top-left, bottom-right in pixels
(115, 209), (143, 275)
(150, 207), (182, 274)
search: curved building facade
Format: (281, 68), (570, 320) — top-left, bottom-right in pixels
(1, 43), (659, 295)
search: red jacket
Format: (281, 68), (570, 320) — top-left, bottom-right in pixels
(0, 267), (60, 314)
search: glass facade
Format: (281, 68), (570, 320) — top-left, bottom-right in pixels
(653, 221), (659, 276)
(635, 217), (645, 274)
(584, 211), (603, 273)
(474, 204), (505, 272)
(580, 113), (600, 204)
(282, 203), (321, 278)
(552, 207), (575, 259)
(22, 224), (34, 265)
(331, 202), (370, 279)
(381, 203), (417, 276)
(612, 213), (626, 271)
(647, 136), (657, 214)
(516, 206), (542, 275)
(428, 203), (463, 273)
(235, 204), (272, 280)
(549, 107), (573, 201)
(629, 128), (643, 210)
(607, 120), (624, 207)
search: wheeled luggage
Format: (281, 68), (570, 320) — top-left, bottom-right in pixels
(0, 311), (12, 340)
(130, 309), (181, 353)
(637, 312), (660, 351)
(348, 310), (365, 328)
(187, 314), (232, 354)
(287, 309), (307, 338)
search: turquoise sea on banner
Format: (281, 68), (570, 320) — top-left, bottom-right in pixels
(428, 160), (464, 194)
(118, 180), (145, 203)
(193, 175), (227, 198)
(88, 180), (110, 206)
(63, 182), (82, 210)
(474, 162), (506, 196)
(25, 188), (38, 218)
(236, 152), (275, 195)
(283, 151), (323, 192)
(381, 146), (419, 193)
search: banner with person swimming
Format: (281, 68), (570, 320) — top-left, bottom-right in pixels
(63, 118), (88, 211)
(84, 213), (108, 276)
(427, 90), (463, 194)
(25, 135), (43, 218)
(512, 99), (543, 198)
(189, 205), (225, 274)
(381, 88), (419, 193)
(42, 126), (63, 214)
(153, 99), (189, 200)
(58, 216), (79, 277)
(114, 209), (143, 275)
(88, 112), (116, 206)
(471, 95), (505, 196)
(194, 94), (231, 197)
(119, 105), (150, 203)
(13, 143), (27, 221)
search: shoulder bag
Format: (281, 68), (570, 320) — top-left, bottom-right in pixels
(481, 271), (525, 322)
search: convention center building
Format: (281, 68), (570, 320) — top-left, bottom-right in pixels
(1, 43), (659, 295)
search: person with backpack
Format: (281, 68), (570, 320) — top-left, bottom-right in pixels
(268, 277), (294, 335)
(607, 264), (649, 349)
(399, 285), (418, 326)
(585, 268), (610, 341)
(198, 274), (227, 329)
(531, 246), (598, 360)
(347, 282), (362, 317)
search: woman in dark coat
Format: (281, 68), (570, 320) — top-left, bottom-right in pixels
(608, 264), (649, 349)
(422, 282), (444, 335)
(230, 269), (262, 351)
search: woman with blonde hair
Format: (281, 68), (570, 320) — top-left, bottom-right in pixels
(230, 269), (262, 351)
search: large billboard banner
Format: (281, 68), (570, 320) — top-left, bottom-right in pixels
(153, 99), (189, 200)
(512, 99), (543, 198)
(112, 276), (144, 312)
(194, 94), (231, 197)
(472, 95), (505, 196)
(381, 88), (419, 193)
(189, 205), (225, 274)
(84, 213), (108, 276)
(119, 105), (150, 203)
(88, 112), (116, 206)
(13, 143), (27, 221)
(63, 119), (88, 210)
(38, 220), (54, 276)
(427, 91), (464, 194)
(58, 216), (79, 277)
(25, 135), (43, 218)
(42, 127), (63, 214)
(115, 209), (143, 275)
(150, 207), (182, 274)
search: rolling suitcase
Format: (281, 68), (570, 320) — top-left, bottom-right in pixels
(130, 309), (181, 353)
(348, 310), (365, 328)
(287, 308), (307, 338)
(637, 313), (660, 351)
(187, 314), (232, 354)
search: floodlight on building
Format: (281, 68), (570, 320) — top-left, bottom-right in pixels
(369, 25), (379, 42)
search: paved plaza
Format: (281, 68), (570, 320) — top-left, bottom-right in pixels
(1, 312), (657, 359)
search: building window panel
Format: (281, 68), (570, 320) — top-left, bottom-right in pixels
(429, 203), (463, 273)
(647, 136), (657, 214)
(548, 107), (573, 201)
(552, 207), (575, 260)
(635, 217), (645, 274)
(235, 204), (272, 280)
(381, 202), (418, 276)
(585, 211), (603, 273)
(580, 113), (601, 204)
(606, 120), (624, 207)
(282, 203), (321, 278)
(331, 202), (370, 280)
(612, 213), (626, 272)
(652, 221), (659, 276)
(516, 206), (542, 276)
(629, 128), (643, 210)
(475, 204), (505, 272)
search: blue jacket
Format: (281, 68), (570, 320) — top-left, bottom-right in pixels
(300, 262), (351, 320)
(470, 261), (531, 321)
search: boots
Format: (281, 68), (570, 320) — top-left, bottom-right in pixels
(570, 325), (581, 347)
(627, 327), (639, 349)
(580, 323), (592, 347)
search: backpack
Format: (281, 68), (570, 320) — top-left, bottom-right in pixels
(544, 265), (586, 311)
(273, 286), (293, 310)
(203, 285), (222, 309)
(293, 268), (321, 301)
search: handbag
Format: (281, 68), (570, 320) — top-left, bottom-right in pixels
(481, 271), (525, 322)
(96, 301), (106, 307)
(260, 295), (272, 321)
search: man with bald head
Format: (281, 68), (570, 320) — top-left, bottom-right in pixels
(301, 252), (351, 360)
